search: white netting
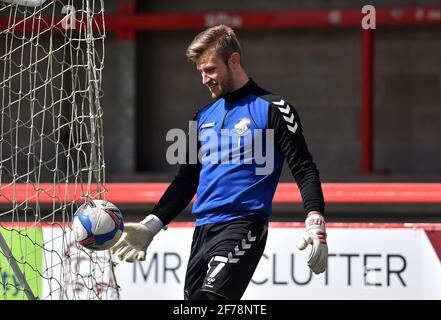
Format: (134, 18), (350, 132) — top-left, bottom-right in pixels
(0, 0), (119, 299)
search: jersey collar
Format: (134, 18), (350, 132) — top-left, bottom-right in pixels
(224, 78), (259, 104)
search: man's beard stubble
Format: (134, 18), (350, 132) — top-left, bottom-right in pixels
(215, 68), (235, 99)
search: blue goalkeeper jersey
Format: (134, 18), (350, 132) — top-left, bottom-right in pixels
(192, 84), (284, 226)
(151, 79), (324, 227)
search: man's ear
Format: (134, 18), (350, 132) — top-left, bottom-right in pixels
(228, 52), (241, 70)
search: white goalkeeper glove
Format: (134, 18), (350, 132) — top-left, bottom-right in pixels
(296, 213), (328, 274)
(111, 214), (166, 263)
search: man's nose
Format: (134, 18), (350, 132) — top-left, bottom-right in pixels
(202, 73), (210, 85)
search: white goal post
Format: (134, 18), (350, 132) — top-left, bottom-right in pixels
(0, 0), (119, 299)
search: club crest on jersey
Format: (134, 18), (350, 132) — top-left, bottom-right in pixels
(234, 118), (251, 135)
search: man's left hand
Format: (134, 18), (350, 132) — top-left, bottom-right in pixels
(296, 213), (328, 274)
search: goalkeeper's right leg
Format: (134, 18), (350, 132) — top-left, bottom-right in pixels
(184, 215), (268, 300)
(189, 291), (227, 300)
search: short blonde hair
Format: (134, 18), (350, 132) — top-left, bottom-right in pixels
(186, 25), (242, 65)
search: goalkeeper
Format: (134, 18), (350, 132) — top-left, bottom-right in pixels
(111, 25), (327, 300)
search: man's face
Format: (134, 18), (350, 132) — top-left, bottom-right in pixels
(196, 49), (234, 99)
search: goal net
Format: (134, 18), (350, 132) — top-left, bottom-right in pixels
(0, 0), (119, 299)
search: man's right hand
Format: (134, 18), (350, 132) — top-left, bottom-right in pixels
(111, 215), (165, 262)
